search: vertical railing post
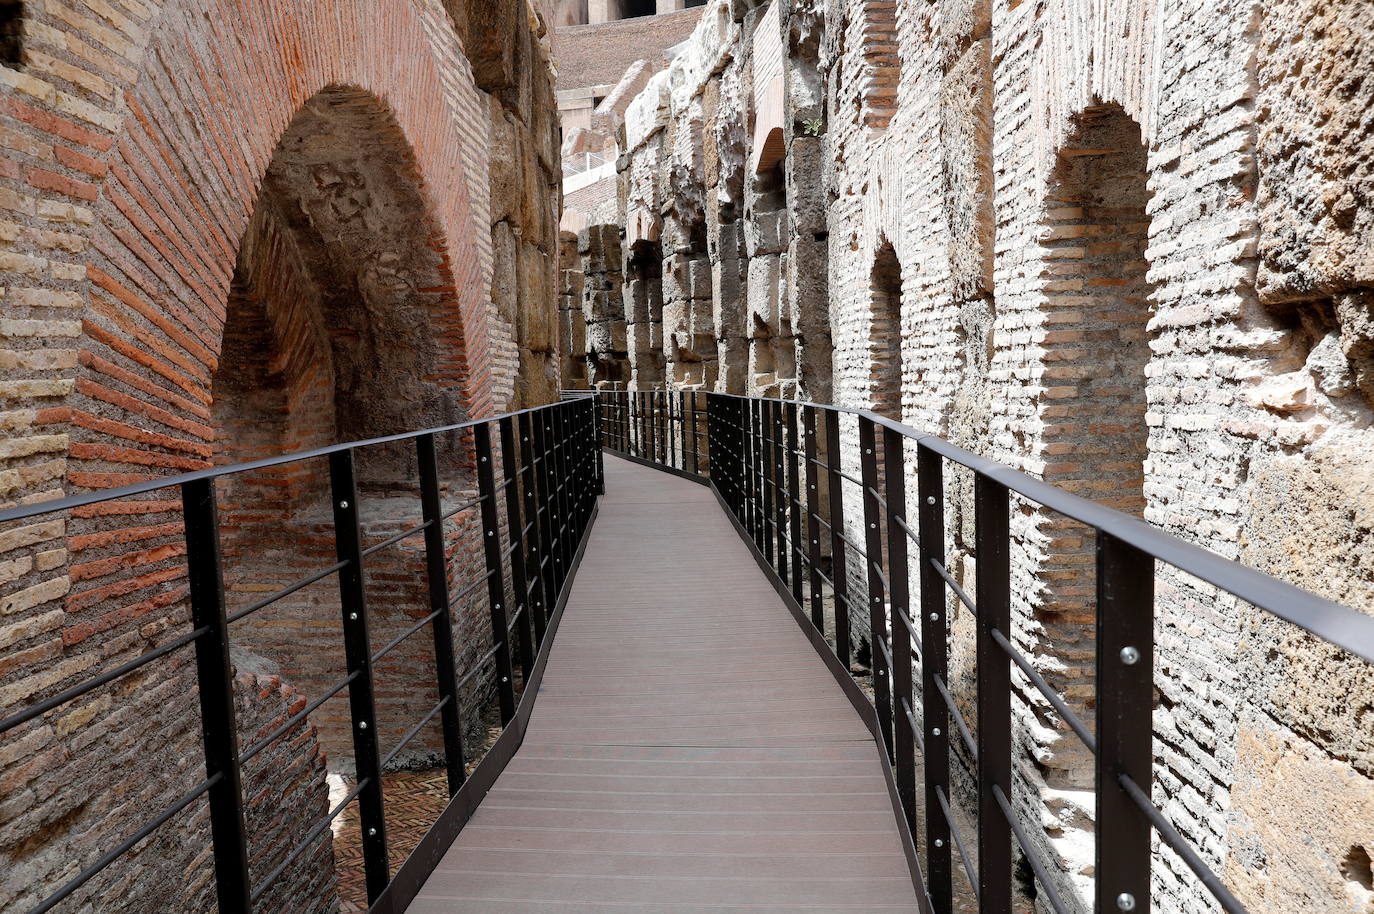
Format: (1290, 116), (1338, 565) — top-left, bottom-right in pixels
(531, 410), (558, 615)
(884, 426), (915, 831)
(879, 423), (912, 830)
(668, 389), (677, 468)
(756, 401), (769, 559)
(499, 417), (536, 681)
(648, 390), (658, 464)
(182, 478), (251, 914)
(745, 399), (757, 544)
(593, 393), (606, 493)
(329, 449), (390, 903)
(772, 402), (788, 579)
(1096, 532), (1155, 914)
(824, 407), (850, 668)
(518, 411), (548, 642)
(858, 416), (892, 758)
(416, 434), (467, 796)
(802, 406), (824, 632)
(785, 402), (804, 606)
(974, 474), (1012, 914)
(689, 391), (699, 476)
(556, 403), (575, 577)
(917, 442), (951, 914)
(474, 422), (516, 725)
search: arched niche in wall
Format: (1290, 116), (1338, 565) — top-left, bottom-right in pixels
(868, 240), (903, 420)
(625, 238), (666, 385)
(1031, 102), (1155, 788)
(209, 86), (473, 780)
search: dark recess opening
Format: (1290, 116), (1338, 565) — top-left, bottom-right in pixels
(0, 1), (24, 67)
(620, 0), (655, 18)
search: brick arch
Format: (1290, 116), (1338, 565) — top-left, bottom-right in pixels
(68, 1), (492, 494)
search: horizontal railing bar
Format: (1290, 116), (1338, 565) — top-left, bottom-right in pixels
(869, 558), (889, 591)
(893, 513), (918, 545)
(360, 518), (433, 558)
(30, 773), (219, 914)
(449, 568), (496, 608)
(383, 696), (451, 768)
(1, 625), (210, 735)
(900, 697), (924, 755)
(989, 626), (1096, 755)
(992, 784), (1072, 914)
(1118, 773), (1250, 914)
(241, 671), (361, 763)
(456, 643), (502, 692)
(934, 784), (979, 901)
(226, 561), (350, 624)
(371, 609), (444, 665)
(251, 777), (370, 903)
(441, 493), (487, 521)
(894, 608), (923, 658)
(929, 557), (976, 616)
(0, 403), (571, 526)
(933, 672), (978, 763)
(813, 513), (868, 556)
(506, 604), (526, 634)
(875, 632), (894, 676)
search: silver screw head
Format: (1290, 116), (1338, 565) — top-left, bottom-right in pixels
(349, 613), (358, 621)
(934, 838), (945, 848)
(926, 496), (936, 506)
(1116, 893), (1137, 911)
(358, 721), (368, 730)
(930, 612), (939, 621)
(339, 500), (349, 509)
(1120, 646), (1141, 665)
(502, 676), (509, 683)
(368, 827), (378, 836)
(932, 727), (942, 736)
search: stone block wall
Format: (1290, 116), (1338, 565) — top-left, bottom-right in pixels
(560, 0), (1374, 909)
(0, 0), (561, 911)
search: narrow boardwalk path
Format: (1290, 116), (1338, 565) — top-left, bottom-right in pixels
(408, 455), (921, 912)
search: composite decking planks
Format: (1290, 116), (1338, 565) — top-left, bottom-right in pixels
(407, 454), (921, 912)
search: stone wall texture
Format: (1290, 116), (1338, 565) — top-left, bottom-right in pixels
(0, 0), (560, 910)
(562, 0), (1374, 910)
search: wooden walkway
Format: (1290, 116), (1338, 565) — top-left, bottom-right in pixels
(407, 454), (921, 912)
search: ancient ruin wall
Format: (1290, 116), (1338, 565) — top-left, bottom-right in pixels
(563, 0), (1374, 910)
(0, 0), (561, 910)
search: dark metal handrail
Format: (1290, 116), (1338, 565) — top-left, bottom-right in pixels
(595, 387), (1373, 914)
(1, 397), (603, 914)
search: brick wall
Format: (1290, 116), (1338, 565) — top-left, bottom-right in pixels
(0, 0), (560, 910)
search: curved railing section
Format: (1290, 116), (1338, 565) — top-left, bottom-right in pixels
(595, 387), (1374, 914)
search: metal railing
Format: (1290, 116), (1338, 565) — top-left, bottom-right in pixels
(0, 397), (602, 914)
(597, 387), (1374, 914)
